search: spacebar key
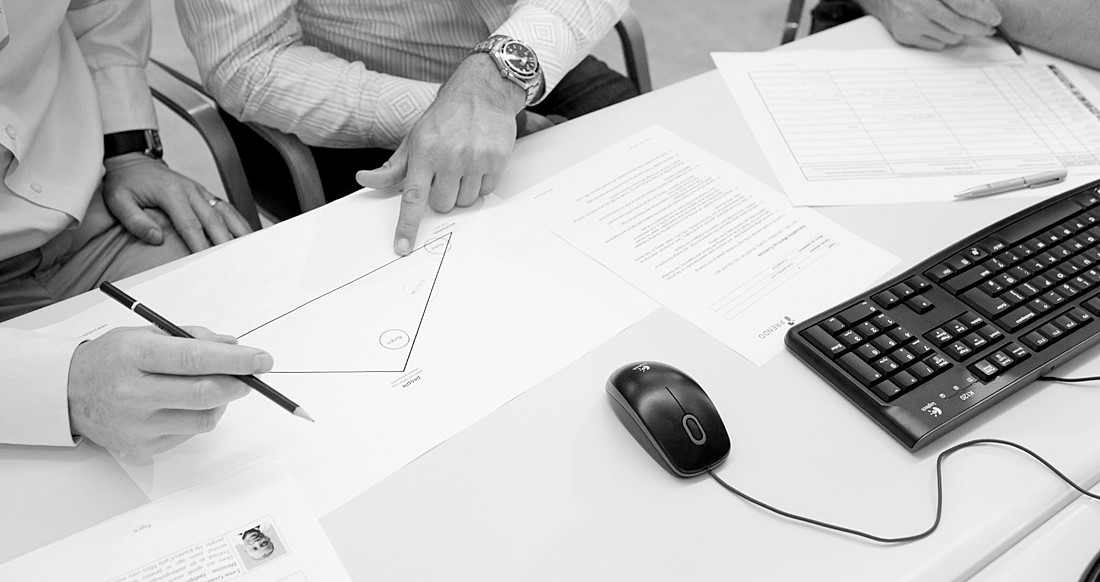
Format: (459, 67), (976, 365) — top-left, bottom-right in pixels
(961, 288), (1011, 319)
(838, 352), (884, 386)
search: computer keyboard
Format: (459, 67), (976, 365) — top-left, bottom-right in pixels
(786, 178), (1100, 451)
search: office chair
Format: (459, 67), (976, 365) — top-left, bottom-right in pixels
(147, 7), (652, 223)
(782, 0), (868, 44)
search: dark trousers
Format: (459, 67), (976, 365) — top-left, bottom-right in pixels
(309, 55), (640, 201)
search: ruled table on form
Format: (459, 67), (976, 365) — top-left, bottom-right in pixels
(715, 49), (1100, 206)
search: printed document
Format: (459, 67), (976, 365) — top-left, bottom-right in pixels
(713, 47), (1100, 206)
(0, 462), (351, 581)
(518, 126), (898, 365)
(41, 193), (656, 515)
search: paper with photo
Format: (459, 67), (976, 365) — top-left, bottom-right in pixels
(518, 125), (898, 365)
(712, 44), (1100, 206)
(41, 192), (656, 515)
(0, 461), (350, 581)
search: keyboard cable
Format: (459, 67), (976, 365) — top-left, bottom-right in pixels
(708, 437), (1100, 543)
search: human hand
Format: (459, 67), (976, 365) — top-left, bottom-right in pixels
(858, 0), (1002, 50)
(68, 326), (274, 456)
(103, 153), (252, 253)
(355, 54), (525, 255)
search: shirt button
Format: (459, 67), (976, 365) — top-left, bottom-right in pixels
(30, 183), (42, 193)
(4, 126), (15, 139)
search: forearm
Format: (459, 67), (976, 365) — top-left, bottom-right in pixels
(177, 0), (438, 149)
(498, 0), (627, 100)
(67, 0), (157, 133)
(994, 0), (1100, 70)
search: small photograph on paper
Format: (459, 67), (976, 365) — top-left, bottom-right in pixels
(232, 519), (288, 567)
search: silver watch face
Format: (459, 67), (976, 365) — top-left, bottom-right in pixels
(501, 41), (538, 77)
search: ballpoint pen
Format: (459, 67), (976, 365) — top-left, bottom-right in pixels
(99, 281), (314, 422)
(954, 169), (1068, 200)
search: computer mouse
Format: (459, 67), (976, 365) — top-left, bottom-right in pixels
(606, 361), (730, 477)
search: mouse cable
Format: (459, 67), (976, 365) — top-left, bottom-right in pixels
(707, 438), (1100, 544)
(1038, 374), (1100, 383)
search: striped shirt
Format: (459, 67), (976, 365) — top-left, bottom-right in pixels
(176, 0), (627, 149)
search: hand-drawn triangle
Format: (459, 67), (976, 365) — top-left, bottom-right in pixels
(238, 234), (450, 373)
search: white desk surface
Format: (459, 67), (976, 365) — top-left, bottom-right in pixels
(6, 17), (1100, 581)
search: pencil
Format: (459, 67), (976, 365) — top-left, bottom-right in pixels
(99, 281), (314, 422)
(995, 25), (1025, 59)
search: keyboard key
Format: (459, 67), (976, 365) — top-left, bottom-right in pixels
(998, 305), (1038, 332)
(906, 294), (934, 314)
(946, 341), (974, 361)
(977, 325), (1004, 342)
(820, 317), (845, 334)
(838, 330), (863, 348)
(872, 289), (901, 309)
(925, 354), (952, 371)
(872, 379), (902, 401)
(855, 321), (880, 338)
(1029, 298), (1053, 314)
(1054, 314), (1079, 333)
(839, 353), (883, 386)
(990, 351), (1014, 369)
(910, 361), (936, 380)
(926, 327), (953, 347)
(1021, 331), (1049, 351)
(893, 371), (919, 388)
(887, 328), (915, 344)
(856, 344), (882, 361)
(906, 276), (932, 292)
(803, 327), (847, 358)
(872, 335), (899, 352)
(943, 266), (993, 294)
(947, 319), (970, 335)
(836, 302), (878, 326)
(872, 313), (897, 330)
(890, 282), (915, 299)
(1039, 323), (1064, 341)
(909, 339), (934, 357)
(926, 263), (955, 282)
(1082, 296), (1100, 316)
(891, 348), (917, 366)
(1067, 307), (1093, 325)
(961, 332), (988, 350)
(969, 359), (1000, 381)
(947, 255), (974, 271)
(961, 288), (1012, 318)
(1004, 343), (1031, 361)
(871, 356), (900, 376)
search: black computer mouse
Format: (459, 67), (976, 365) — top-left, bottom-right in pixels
(606, 361), (730, 477)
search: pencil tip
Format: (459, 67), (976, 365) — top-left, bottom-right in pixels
(295, 408), (315, 422)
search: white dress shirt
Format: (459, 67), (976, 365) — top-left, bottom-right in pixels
(0, 0), (158, 446)
(176, 0), (627, 149)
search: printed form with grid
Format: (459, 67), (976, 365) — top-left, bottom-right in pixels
(787, 179), (1100, 450)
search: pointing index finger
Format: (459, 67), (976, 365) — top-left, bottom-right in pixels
(394, 163), (434, 255)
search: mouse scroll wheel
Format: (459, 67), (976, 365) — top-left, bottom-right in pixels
(682, 414), (707, 445)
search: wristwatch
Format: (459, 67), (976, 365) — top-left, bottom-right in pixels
(103, 129), (163, 160)
(470, 35), (544, 106)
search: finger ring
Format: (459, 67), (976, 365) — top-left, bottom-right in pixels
(208, 198), (220, 207)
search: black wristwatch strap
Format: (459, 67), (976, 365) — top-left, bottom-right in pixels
(103, 129), (163, 160)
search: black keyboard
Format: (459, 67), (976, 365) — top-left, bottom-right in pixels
(786, 178), (1100, 451)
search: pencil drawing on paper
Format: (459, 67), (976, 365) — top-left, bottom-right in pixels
(237, 234), (450, 374)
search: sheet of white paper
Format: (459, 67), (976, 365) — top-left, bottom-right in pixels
(518, 126), (898, 365)
(712, 44), (1100, 206)
(0, 461), (350, 581)
(41, 193), (657, 515)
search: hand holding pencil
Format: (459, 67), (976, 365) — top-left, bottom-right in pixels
(858, 0), (1004, 51)
(64, 283), (309, 457)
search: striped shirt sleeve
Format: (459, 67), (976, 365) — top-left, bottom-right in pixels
(176, 0), (438, 149)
